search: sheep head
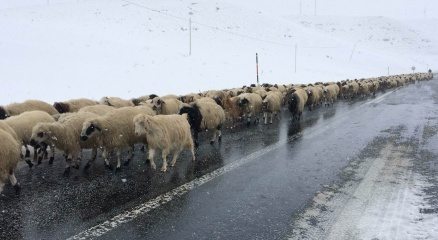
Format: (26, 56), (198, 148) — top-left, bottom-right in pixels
(31, 122), (53, 146)
(0, 106), (9, 119)
(53, 102), (70, 113)
(81, 119), (102, 141)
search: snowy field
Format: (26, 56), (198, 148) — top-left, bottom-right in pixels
(0, 0), (437, 104)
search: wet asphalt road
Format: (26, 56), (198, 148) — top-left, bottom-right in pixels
(0, 77), (437, 240)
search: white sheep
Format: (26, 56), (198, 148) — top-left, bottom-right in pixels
(0, 129), (21, 194)
(133, 113), (195, 172)
(0, 99), (59, 119)
(100, 96), (135, 108)
(237, 93), (263, 126)
(31, 111), (101, 176)
(78, 104), (116, 116)
(53, 98), (99, 113)
(4, 110), (56, 167)
(151, 97), (183, 115)
(80, 106), (156, 170)
(262, 92), (282, 124)
(179, 100), (226, 147)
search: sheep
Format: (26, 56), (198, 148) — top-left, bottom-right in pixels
(151, 97), (183, 115)
(237, 93), (263, 126)
(223, 96), (243, 126)
(203, 90), (226, 107)
(100, 96), (135, 108)
(78, 104), (116, 116)
(0, 121), (19, 143)
(53, 98), (99, 113)
(348, 81), (360, 98)
(0, 99), (59, 120)
(286, 88), (308, 121)
(4, 111), (56, 167)
(0, 129), (21, 194)
(358, 82), (371, 98)
(305, 86), (321, 111)
(323, 84), (339, 106)
(178, 93), (202, 104)
(133, 114), (195, 172)
(80, 106), (156, 170)
(261, 92), (282, 124)
(31, 112), (100, 176)
(131, 94), (159, 106)
(196, 97), (217, 104)
(179, 100), (226, 147)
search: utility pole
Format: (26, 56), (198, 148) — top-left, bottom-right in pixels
(294, 44), (297, 73)
(256, 53), (259, 85)
(300, 0), (302, 16)
(387, 66), (390, 76)
(189, 18), (192, 56)
(314, 0), (317, 16)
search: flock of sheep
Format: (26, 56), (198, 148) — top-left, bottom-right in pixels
(0, 71), (434, 195)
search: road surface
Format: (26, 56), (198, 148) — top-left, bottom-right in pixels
(1, 77), (437, 240)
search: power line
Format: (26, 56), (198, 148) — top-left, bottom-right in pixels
(121, 0), (294, 47)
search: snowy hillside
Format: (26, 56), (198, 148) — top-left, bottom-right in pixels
(0, 0), (437, 104)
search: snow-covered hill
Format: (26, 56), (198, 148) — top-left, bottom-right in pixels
(0, 0), (436, 103)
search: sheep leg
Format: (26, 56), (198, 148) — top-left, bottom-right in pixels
(85, 148), (98, 170)
(246, 114), (252, 126)
(124, 146), (135, 166)
(102, 149), (113, 170)
(263, 112), (268, 124)
(161, 149), (169, 172)
(49, 144), (55, 164)
(210, 129), (217, 145)
(194, 131), (200, 148)
(33, 147), (38, 161)
(148, 149), (156, 170)
(24, 145), (34, 168)
(170, 150), (181, 167)
(190, 145), (196, 161)
(64, 154), (73, 177)
(0, 182), (4, 194)
(270, 112), (273, 124)
(115, 150), (122, 171)
(9, 170), (20, 194)
(217, 125), (222, 142)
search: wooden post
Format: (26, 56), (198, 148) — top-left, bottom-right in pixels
(256, 53), (259, 85)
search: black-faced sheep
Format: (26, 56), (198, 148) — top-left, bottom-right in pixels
(0, 129), (21, 194)
(100, 96), (135, 108)
(31, 112), (100, 176)
(237, 93), (263, 126)
(53, 98), (99, 113)
(131, 94), (159, 106)
(179, 100), (226, 147)
(286, 88), (308, 121)
(133, 114), (195, 172)
(80, 106), (156, 170)
(0, 100), (59, 120)
(262, 92), (282, 124)
(4, 110), (56, 167)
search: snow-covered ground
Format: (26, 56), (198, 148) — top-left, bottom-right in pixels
(0, 0), (437, 104)
(289, 141), (438, 240)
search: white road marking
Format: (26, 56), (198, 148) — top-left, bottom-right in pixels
(67, 134), (301, 240)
